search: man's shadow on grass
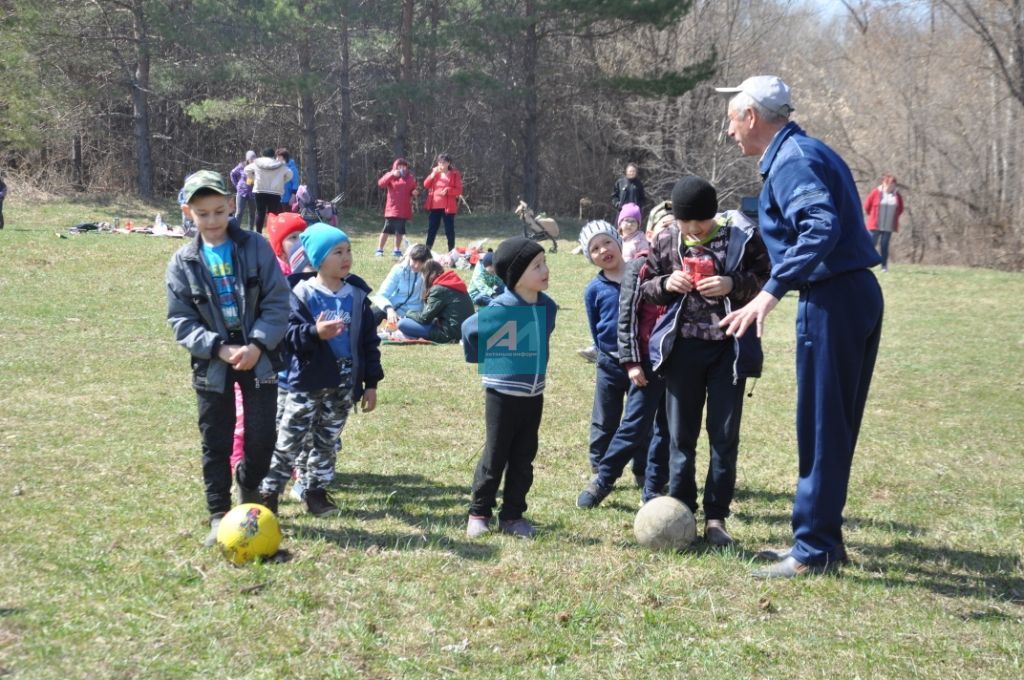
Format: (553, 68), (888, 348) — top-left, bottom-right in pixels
(734, 489), (1022, 602)
(850, 540), (1024, 605)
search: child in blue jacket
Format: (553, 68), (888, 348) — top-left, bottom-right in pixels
(258, 223), (384, 517)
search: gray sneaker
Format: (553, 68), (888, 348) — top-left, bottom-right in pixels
(498, 518), (536, 538)
(576, 346), (598, 363)
(202, 513), (225, 547)
(466, 515), (491, 538)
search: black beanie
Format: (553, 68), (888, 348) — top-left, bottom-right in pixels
(494, 237), (545, 291)
(671, 176), (718, 220)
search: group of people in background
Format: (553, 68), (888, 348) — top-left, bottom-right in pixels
(167, 74), (895, 578)
(229, 148), (300, 234)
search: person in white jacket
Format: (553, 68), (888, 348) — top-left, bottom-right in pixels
(244, 147), (293, 234)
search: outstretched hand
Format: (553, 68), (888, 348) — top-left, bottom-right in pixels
(719, 290), (779, 338)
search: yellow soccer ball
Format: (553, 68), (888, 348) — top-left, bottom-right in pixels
(216, 503), (282, 565)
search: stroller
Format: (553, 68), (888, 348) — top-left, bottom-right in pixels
(514, 200), (559, 253)
(294, 185), (344, 226)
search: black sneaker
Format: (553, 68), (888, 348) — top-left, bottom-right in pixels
(259, 490), (280, 515)
(304, 488), (340, 517)
(576, 479), (612, 509)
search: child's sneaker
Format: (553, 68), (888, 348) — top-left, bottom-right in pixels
(498, 518), (535, 538)
(304, 488), (340, 517)
(374, 249), (384, 257)
(289, 478), (306, 503)
(576, 345), (598, 363)
(259, 490), (280, 515)
(203, 512), (225, 547)
(466, 515), (491, 539)
(391, 249), (403, 257)
(576, 479), (612, 509)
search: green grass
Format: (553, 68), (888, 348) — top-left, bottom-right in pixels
(1, 197), (1022, 679)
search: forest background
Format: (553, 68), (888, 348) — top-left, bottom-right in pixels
(1, 0), (1021, 269)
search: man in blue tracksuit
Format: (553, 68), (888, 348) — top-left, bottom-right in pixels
(716, 76), (883, 578)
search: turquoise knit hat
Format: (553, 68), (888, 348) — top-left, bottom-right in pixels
(300, 223), (350, 270)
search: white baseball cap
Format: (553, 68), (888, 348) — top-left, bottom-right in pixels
(715, 75), (794, 116)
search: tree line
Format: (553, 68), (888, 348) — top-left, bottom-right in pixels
(1, 0), (1020, 269)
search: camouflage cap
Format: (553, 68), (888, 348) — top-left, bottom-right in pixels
(181, 170), (230, 203)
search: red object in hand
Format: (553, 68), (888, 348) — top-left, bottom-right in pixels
(682, 256), (715, 285)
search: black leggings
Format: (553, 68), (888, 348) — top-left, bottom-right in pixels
(254, 193), (280, 234)
(0, 198), (4, 229)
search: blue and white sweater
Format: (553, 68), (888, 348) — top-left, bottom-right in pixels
(461, 289), (557, 397)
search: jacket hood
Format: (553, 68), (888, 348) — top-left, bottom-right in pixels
(255, 157), (285, 169)
(433, 270), (468, 294)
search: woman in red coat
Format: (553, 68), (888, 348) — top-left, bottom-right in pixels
(423, 153), (463, 252)
(863, 174), (904, 272)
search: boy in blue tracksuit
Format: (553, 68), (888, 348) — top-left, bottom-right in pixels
(640, 177), (770, 546)
(461, 237), (557, 539)
(165, 171), (291, 546)
(259, 223), (384, 517)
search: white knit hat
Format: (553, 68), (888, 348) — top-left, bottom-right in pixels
(578, 220), (622, 263)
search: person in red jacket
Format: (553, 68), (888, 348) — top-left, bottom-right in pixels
(375, 158), (418, 257)
(863, 174), (904, 272)
(423, 153), (463, 252)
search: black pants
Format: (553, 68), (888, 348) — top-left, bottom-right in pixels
(0, 197), (4, 229)
(470, 389), (544, 521)
(663, 337), (746, 520)
(195, 369), (278, 515)
(254, 192), (280, 234)
(426, 209), (455, 251)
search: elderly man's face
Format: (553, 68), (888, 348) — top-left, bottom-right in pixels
(727, 108), (758, 156)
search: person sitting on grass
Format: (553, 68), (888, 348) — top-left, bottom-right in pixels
(258, 223), (383, 517)
(165, 170), (290, 547)
(467, 249), (504, 307)
(397, 260), (475, 343)
(370, 243), (432, 327)
(461, 237), (558, 539)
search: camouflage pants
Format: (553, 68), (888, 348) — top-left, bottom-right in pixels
(262, 372), (353, 494)
(277, 386), (321, 485)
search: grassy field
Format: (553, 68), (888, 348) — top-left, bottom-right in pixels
(1, 196), (1022, 679)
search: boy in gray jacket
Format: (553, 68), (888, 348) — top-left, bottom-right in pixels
(166, 170), (291, 546)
